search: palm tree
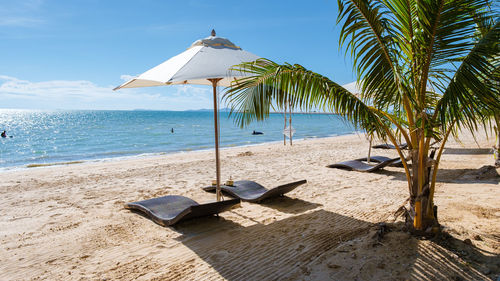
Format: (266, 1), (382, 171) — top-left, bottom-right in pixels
(225, 0), (499, 232)
(472, 9), (500, 167)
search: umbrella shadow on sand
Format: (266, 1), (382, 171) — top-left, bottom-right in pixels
(164, 209), (494, 280)
(259, 197), (322, 214)
(173, 209), (373, 280)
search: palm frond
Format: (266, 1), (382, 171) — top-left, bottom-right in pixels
(225, 59), (389, 138)
(419, 0), (492, 98)
(337, 0), (401, 100)
(435, 19), (500, 134)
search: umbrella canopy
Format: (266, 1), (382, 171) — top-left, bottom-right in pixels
(114, 30), (260, 201)
(114, 30), (259, 89)
(341, 81), (362, 97)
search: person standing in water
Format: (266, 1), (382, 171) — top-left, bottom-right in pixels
(1, 131), (6, 138)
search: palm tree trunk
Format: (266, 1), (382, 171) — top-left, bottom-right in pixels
(289, 100), (293, 146)
(284, 103), (287, 146)
(494, 114), (500, 167)
(409, 145), (438, 231)
(410, 148), (420, 228)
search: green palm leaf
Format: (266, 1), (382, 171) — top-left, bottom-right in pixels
(225, 59), (388, 138)
(436, 20), (500, 134)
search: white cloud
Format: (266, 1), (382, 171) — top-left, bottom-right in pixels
(0, 1), (45, 27)
(0, 17), (44, 27)
(120, 74), (135, 81)
(0, 75), (213, 111)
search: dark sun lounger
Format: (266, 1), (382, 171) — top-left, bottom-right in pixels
(372, 143), (408, 149)
(355, 156), (404, 167)
(327, 157), (402, 172)
(124, 195), (240, 226)
(202, 180), (307, 203)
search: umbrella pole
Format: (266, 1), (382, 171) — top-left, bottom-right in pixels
(209, 78), (223, 201)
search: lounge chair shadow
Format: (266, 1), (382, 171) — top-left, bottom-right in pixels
(172, 214), (244, 237)
(332, 168), (408, 180)
(127, 208), (242, 234)
(378, 169), (408, 181)
(443, 147), (492, 155)
(259, 196), (322, 214)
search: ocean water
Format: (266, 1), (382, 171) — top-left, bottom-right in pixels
(0, 109), (356, 170)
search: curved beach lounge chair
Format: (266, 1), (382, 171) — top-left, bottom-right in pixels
(355, 156), (404, 168)
(372, 143), (408, 149)
(327, 157), (402, 172)
(202, 180), (307, 203)
(124, 195), (240, 226)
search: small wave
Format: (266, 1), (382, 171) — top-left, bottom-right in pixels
(0, 110), (357, 170)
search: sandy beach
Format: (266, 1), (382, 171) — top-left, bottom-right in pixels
(0, 131), (498, 280)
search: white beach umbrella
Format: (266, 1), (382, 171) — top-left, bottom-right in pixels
(342, 81), (362, 97)
(114, 30), (260, 201)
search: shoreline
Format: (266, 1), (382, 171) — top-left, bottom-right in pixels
(0, 132), (361, 173)
(0, 109), (354, 172)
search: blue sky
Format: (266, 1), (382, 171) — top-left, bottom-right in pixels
(0, 0), (356, 110)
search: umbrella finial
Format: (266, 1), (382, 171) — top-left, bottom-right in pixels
(211, 29), (216, 37)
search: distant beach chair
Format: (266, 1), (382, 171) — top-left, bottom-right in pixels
(124, 195), (240, 226)
(327, 157), (402, 172)
(355, 156), (404, 168)
(202, 180), (307, 203)
(372, 143), (408, 149)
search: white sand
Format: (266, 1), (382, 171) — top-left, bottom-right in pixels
(0, 132), (498, 280)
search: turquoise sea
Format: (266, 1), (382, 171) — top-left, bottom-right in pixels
(0, 109), (356, 170)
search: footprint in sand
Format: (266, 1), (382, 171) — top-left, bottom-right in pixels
(79, 255), (90, 260)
